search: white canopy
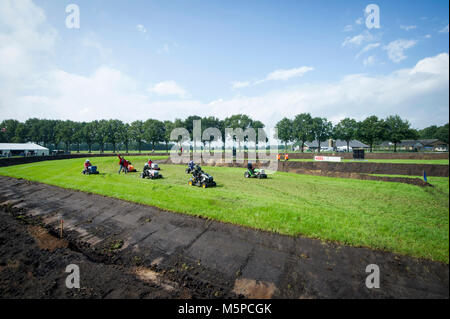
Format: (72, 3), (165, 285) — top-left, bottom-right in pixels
(0, 143), (48, 151)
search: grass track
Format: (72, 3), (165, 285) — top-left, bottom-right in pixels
(0, 156), (448, 263)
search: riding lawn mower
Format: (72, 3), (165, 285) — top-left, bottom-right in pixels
(188, 165), (216, 188)
(244, 168), (267, 179)
(141, 163), (163, 179)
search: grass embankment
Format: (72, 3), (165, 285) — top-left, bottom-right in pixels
(289, 159), (449, 165)
(0, 156), (448, 263)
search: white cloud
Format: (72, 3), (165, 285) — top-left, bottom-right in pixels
(342, 31), (376, 47)
(264, 67), (314, 81)
(438, 24), (449, 33)
(0, 0), (448, 131)
(343, 25), (353, 32)
(363, 55), (376, 66)
(231, 81), (251, 89)
(157, 43), (169, 54)
(400, 25), (417, 31)
(232, 66), (314, 89)
(136, 24), (147, 33)
(356, 42), (380, 58)
(384, 39), (417, 63)
(147, 81), (187, 97)
(355, 17), (363, 25)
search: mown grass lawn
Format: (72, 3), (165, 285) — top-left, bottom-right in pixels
(0, 156), (448, 263)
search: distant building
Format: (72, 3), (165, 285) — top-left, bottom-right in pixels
(378, 139), (448, 152)
(0, 143), (49, 157)
(293, 139), (369, 152)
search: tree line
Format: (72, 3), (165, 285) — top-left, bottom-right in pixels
(0, 114), (264, 153)
(0, 115), (447, 153)
(276, 114), (449, 152)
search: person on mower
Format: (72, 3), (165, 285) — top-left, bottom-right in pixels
(148, 158), (153, 166)
(192, 164), (202, 181)
(84, 159), (92, 172)
(247, 162), (255, 174)
(188, 160), (195, 170)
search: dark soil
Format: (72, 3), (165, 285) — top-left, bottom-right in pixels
(0, 176), (448, 299)
(0, 204), (233, 299)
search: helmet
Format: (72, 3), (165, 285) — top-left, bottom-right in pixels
(85, 159), (90, 163)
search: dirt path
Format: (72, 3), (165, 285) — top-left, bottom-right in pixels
(0, 176), (448, 299)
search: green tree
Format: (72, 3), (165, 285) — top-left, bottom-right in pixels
(384, 115), (417, 152)
(163, 120), (175, 153)
(39, 119), (58, 150)
(419, 125), (438, 139)
(311, 117), (332, 153)
(25, 118), (42, 143)
(83, 122), (97, 153)
(120, 123), (131, 153)
(292, 113), (313, 152)
(224, 114), (254, 150)
(276, 117), (293, 153)
(144, 119), (165, 152)
(201, 116), (223, 150)
(72, 122), (84, 153)
(92, 120), (108, 153)
(130, 120), (146, 153)
(435, 123), (449, 144)
(333, 118), (358, 152)
(56, 120), (76, 152)
(0, 119), (21, 143)
(357, 116), (385, 152)
(105, 119), (123, 153)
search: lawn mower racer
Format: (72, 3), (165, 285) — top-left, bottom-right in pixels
(185, 160), (195, 174)
(141, 162), (163, 179)
(147, 158), (160, 170)
(188, 165), (216, 188)
(82, 160), (99, 175)
(244, 162), (267, 179)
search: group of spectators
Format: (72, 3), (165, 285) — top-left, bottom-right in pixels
(277, 153), (289, 161)
(118, 155), (129, 174)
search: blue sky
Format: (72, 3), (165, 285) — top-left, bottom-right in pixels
(0, 0), (448, 128)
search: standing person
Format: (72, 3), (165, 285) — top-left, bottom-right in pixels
(123, 157), (129, 174)
(277, 153), (281, 161)
(284, 153), (289, 161)
(118, 154), (125, 174)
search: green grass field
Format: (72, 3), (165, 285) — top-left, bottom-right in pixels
(0, 156), (448, 263)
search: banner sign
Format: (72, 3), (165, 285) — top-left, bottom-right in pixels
(314, 156), (342, 162)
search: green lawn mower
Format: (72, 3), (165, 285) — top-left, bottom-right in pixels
(244, 167), (267, 179)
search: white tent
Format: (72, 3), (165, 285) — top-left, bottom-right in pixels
(0, 143), (49, 157)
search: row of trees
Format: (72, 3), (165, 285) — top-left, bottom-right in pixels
(418, 123), (449, 143)
(0, 114), (265, 153)
(275, 114), (444, 152)
(1, 115), (447, 153)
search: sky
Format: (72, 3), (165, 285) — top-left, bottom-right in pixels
(0, 0), (448, 129)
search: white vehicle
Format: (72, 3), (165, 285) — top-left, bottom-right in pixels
(336, 146), (352, 152)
